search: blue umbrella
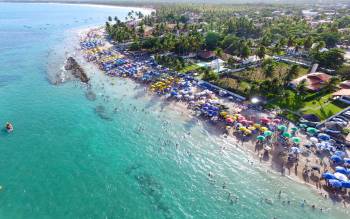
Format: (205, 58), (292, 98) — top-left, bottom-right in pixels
(335, 151), (346, 158)
(318, 133), (330, 141)
(335, 166), (347, 174)
(331, 155), (343, 163)
(341, 181), (350, 188)
(329, 179), (342, 188)
(344, 158), (350, 164)
(322, 172), (335, 180)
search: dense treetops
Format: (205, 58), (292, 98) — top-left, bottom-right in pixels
(105, 4), (349, 70)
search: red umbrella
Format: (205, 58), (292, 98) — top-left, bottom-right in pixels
(273, 118), (281, 123)
(237, 116), (246, 122)
(226, 117), (234, 123)
(260, 118), (271, 123)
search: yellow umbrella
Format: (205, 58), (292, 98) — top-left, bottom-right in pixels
(244, 130), (252, 135)
(248, 126), (256, 130)
(239, 126), (247, 131)
(220, 112), (227, 117)
(260, 127), (268, 132)
(254, 123), (261, 128)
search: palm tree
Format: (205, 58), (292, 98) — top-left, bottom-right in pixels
(256, 46), (266, 60)
(296, 79), (307, 95)
(284, 64), (299, 83)
(324, 77), (340, 92)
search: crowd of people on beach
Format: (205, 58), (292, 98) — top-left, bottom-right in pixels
(79, 28), (350, 206)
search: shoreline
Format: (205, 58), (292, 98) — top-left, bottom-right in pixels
(59, 25), (350, 208)
(0, 1), (156, 12)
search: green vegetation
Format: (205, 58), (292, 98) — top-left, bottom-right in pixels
(105, 3), (350, 121)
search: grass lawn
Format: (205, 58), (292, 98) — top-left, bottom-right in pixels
(179, 64), (201, 73)
(213, 77), (251, 96)
(230, 62), (309, 82)
(301, 95), (348, 121)
(267, 91), (348, 121)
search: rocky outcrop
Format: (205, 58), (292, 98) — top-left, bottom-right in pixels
(64, 57), (89, 83)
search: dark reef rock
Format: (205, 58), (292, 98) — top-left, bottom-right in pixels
(65, 57), (89, 83)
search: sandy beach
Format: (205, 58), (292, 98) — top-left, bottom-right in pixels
(56, 26), (350, 208)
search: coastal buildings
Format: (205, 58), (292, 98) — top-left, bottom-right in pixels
(290, 72), (332, 92)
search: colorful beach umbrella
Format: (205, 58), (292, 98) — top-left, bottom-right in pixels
(254, 123), (261, 128)
(278, 125), (288, 131)
(260, 127), (268, 132)
(220, 111), (227, 117)
(256, 135), (266, 141)
(309, 137), (318, 143)
(341, 181), (350, 188)
(226, 117), (234, 123)
(248, 126), (256, 131)
(264, 130), (272, 136)
(318, 133), (330, 141)
(344, 158), (350, 164)
(329, 179), (342, 188)
(306, 127), (318, 134)
(334, 172), (349, 182)
(244, 130), (252, 135)
(334, 151), (345, 158)
(322, 172), (335, 180)
(291, 127), (299, 132)
(239, 126), (247, 131)
(260, 118), (271, 123)
(292, 137), (302, 144)
(331, 155), (343, 163)
(273, 118), (281, 124)
(335, 166), (347, 175)
(282, 132), (292, 138)
(299, 124), (308, 128)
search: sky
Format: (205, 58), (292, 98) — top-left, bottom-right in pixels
(2, 0), (350, 5)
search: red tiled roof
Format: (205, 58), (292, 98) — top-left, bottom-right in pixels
(290, 72), (332, 91)
(340, 80), (350, 89)
(198, 51), (215, 59)
(332, 89), (350, 96)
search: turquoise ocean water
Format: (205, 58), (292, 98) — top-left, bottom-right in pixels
(0, 3), (349, 219)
